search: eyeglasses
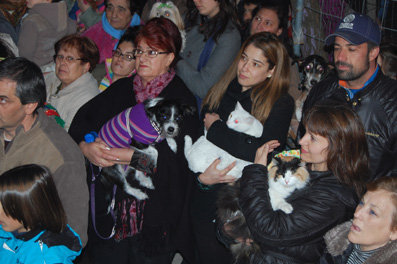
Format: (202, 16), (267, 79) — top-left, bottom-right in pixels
(133, 49), (170, 58)
(112, 50), (135, 61)
(53, 55), (84, 63)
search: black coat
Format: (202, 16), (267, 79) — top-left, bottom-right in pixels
(239, 164), (357, 264)
(69, 75), (200, 262)
(298, 70), (397, 180)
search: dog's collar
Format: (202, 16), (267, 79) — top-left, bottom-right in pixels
(150, 120), (164, 143)
(127, 103), (165, 145)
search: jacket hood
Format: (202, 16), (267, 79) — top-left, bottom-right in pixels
(28, 1), (68, 32)
(324, 220), (352, 256)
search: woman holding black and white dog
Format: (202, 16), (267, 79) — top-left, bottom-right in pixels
(190, 32), (294, 264)
(69, 17), (199, 264)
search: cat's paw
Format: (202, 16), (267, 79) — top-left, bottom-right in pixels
(279, 203), (293, 214)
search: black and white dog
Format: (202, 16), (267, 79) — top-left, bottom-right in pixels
(295, 55), (328, 121)
(98, 98), (195, 208)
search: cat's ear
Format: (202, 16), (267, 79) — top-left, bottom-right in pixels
(272, 157), (280, 166)
(235, 101), (243, 111)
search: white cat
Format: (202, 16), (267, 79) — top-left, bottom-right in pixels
(267, 156), (309, 214)
(184, 102), (263, 178)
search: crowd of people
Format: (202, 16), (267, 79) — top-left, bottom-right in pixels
(0, 0), (396, 263)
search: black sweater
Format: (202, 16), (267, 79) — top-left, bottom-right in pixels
(206, 78), (295, 162)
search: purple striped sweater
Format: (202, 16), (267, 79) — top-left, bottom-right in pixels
(99, 103), (163, 148)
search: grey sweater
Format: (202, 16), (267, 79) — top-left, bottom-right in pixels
(176, 21), (241, 99)
(18, 2), (76, 67)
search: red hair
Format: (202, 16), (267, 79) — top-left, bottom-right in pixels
(135, 17), (182, 67)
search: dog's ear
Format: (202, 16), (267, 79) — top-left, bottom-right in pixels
(182, 104), (196, 116)
(145, 97), (164, 108)
(144, 97), (164, 118)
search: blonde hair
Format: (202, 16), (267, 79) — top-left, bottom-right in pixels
(202, 32), (290, 123)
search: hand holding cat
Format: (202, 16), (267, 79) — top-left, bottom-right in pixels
(198, 158), (237, 185)
(204, 113), (220, 130)
(254, 140), (280, 166)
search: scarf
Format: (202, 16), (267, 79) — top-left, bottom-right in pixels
(0, 0), (27, 27)
(101, 12), (140, 40)
(133, 69), (176, 103)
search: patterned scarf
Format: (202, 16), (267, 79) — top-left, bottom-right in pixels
(133, 69), (176, 103)
(0, 0), (27, 27)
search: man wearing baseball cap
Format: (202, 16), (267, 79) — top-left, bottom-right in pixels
(299, 13), (397, 180)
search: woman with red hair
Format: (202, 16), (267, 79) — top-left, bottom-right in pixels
(69, 17), (199, 263)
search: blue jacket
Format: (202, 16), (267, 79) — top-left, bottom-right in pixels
(0, 225), (82, 264)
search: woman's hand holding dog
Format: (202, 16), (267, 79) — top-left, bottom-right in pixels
(198, 159), (237, 185)
(79, 138), (134, 167)
(254, 140), (280, 166)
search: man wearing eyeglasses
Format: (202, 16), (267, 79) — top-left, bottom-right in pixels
(0, 57), (89, 247)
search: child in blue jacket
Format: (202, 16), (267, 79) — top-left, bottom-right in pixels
(0, 164), (82, 263)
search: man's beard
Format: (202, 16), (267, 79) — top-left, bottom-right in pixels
(335, 53), (370, 81)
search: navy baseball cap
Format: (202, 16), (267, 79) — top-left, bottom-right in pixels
(325, 13), (381, 46)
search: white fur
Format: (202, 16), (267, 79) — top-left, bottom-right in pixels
(268, 169), (308, 214)
(117, 165), (149, 200)
(166, 138), (177, 153)
(184, 102), (263, 178)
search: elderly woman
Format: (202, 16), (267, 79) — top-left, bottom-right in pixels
(45, 34), (99, 131)
(82, 0), (140, 63)
(222, 103), (369, 263)
(99, 26), (139, 91)
(69, 17), (199, 264)
(320, 176), (397, 263)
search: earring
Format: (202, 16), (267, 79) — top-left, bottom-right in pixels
(267, 74), (272, 78)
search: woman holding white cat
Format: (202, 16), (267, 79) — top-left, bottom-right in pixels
(237, 103), (369, 263)
(191, 32), (294, 263)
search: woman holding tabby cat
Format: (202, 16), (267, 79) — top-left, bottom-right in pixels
(230, 103), (369, 263)
(191, 32), (294, 263)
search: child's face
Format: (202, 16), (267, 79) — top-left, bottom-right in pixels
(0, 202), (28, 233)
(26, 0), (51, 9)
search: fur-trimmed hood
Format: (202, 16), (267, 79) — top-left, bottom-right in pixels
(324, 221), (397, 263)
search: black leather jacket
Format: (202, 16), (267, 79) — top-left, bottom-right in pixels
(239, 164), (357, 264)
(298, 70), (397, 180)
